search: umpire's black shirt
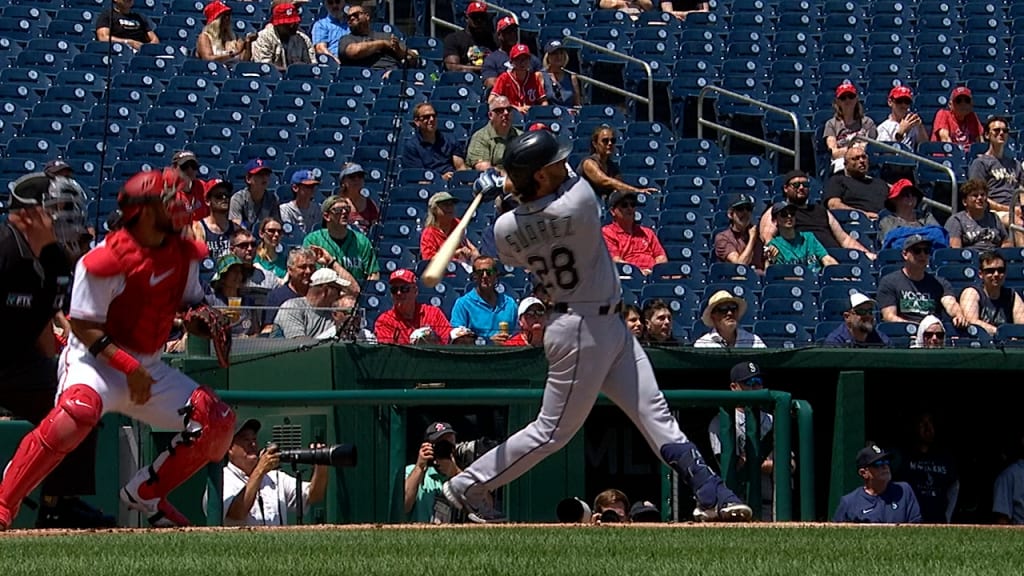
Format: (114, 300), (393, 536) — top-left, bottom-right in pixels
(0, 222), (73, 367)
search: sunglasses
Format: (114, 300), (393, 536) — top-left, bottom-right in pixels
(714, 303), (740, 315)
(779, 210), (798, 218)
(208, 193), (228, 201)
(954, 97), (971, 104)
(600, 137), (617, 145)
(893, 98), (913, 105)
(850, 307), (875, 316)
(334, 307), (355, 314)
(492, 107), (512, 115)
(522, 310), (545, 318)
(869, 459), (891, 468)
(908, 245), (932, 255)
(982, 266), (1006, 274)
(180, 162), (199, 171)
(788, 181), (810, 189)
(473, 268), (498, 277)
(923, 331), (945, 340)
(416, 113), (437, 121)
(838, 94), (856, 101)
(328, 207), (351, 216)
(346, 11), (364, 20)
(264, 228), (283, 235)
(740, 377), (763, 388)
(390, 284), (413, 294)
(990, 127), (1009, 135)
(232, 241), (256, 249)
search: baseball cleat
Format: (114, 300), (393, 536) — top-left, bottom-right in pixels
(120, 484), (190, 528)
(693, 501), (753, 523)
(442, 481), (507, 524)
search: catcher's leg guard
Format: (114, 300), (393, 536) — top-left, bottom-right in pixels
(0, 385), (102, 530)
(121, 386), (234, 527)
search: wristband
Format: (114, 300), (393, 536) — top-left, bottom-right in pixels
(108, 349), (141, 375)
(88, 335), (113, 357)
(326, 259), (336, 267)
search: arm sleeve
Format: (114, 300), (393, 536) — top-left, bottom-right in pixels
(822, 176), (844, 202)
(944, 213), (962, 238)
(337, 35), (356, 61)
(876, 120), (897, 142)
(374, 312), (398, 343)
(491, 74), (511, 100)
(968, 157), (986, 181)
(904, 485), (922, 523)
(809, 235), (829, 261)
(864, 117), (878, 139)
(449, 298), (469, 330)
(936, 275), (954, 298)
(311, 20), (327, 45)
(822, 118), (838, 140)
(221, 468), (247, 522)
(68, 260), (126, 323)
(647, 229), (666, 260)
(419, 227), (442, 260)
(931, 110), (950, 140)
(875, 273), (897, 308)
(228, 192), (245, 223)
(602, 226), (621, 259)
(481, 53), (501, 80)
(465, 132), (488, 167)
(251, 33), (275, 65)
(273, 302), (307, 338)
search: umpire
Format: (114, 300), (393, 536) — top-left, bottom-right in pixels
(0, 172), (113, 528)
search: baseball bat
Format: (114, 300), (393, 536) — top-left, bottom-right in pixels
(421, 193), (484, 288)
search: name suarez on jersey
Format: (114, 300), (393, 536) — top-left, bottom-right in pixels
(504, 216), (576, 253)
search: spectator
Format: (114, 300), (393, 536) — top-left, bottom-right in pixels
(490, 44), (548, 114)
(601, 191), (667, 275)
(336, 163), (379, 234)
(481, 16), (540, 89)
(229, 158), (281, 232)
(171, 151), (208, 223)
(945, 179), (1010, 251)
(541, 40), (580, 108)
(621, 303), (643, 339)
(878, 179), (941, 242)
(577, 126), (658, 202)
(229, 229), (283, 300)
(931, 87), (984, 149)
(899, 411), (959, 524)
(824, 81), (877, 174)
(876, 86), (927, 149)
(640, 299), (677, 344)
(629, 500), (661, 523)
(714, 193), (765, 272)
(765, 201), (838, 274)
(959, 251), (1024, 336)
(96, 0), (159, 50)
(373, 269), (452, 344)
(254, 217), (288, 279)
(191, 179), (237, 260)
(419, 191), (479, 263)
(449, 326), (478, 345)
(591, 489), (631, 524)
(316, 294), (376, 342)
(968, 116), (1024, 243)
(877, 235), (968, 326)
(661, 0), (709, 21)
(196, 1), (253, 63)
(467, 96), (521, 171)
(760, 170), (875, 257)
(833, 443), (922, 523)
(266, 247), (317, 311)
(279, 169), (321, 237)
(694, 291), (766, 348)
(251, 3), (315, 71)
(503, 297), (546, 347)
(992, 430), (1024, 525)
(824, 291), (891, 347)
(312, 0), (349, 64)
(914, 314), (946, 349)
(338, 5), (417, 71)
(708, 361), (775, 520)
(205, 255), (259, 337)
(405, 423), (464, 523)
(220, 419), (328, 526)
(274, 268), (349, 338)
(401, 102), (468, 182)
(450, 256), (517, 341)
(443, 2), (497, 73)
(303, 195), (379, 282)
(823, 147), (889, 219)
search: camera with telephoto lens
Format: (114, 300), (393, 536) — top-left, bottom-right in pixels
(431, 440), (454, 466)
(599, 509), (622, 523)
(277, 444), (358, 467)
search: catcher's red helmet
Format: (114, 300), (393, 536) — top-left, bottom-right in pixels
(118, 168), (192, 230)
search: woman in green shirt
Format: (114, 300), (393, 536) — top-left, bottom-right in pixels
(254, 216), (288, 279)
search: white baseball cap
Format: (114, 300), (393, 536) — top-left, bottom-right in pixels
(450, 326), (475, 340)
(849, 291), (875, 309)
(310, 268), (351, 288)
(518, 296), (545, 317)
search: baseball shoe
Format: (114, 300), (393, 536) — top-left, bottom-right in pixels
(120, 482), (190, 528)
(0, 505), (11, 531)
(35, 496), (117, 529)
(442, 481), (507, 524)
(693, 484), (753, 523)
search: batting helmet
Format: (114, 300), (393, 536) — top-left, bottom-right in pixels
(117, 168), (192, 230)
(502, 131), (572, 199)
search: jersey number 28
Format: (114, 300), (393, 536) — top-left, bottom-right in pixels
(528, 246), (579, 290)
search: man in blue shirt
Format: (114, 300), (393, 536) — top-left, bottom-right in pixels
(833, 443), (922, 523)
(400, 102), (468, 181)
(825, 291), (892, 347)
(450, 256), (518, 342)
(312, 0), (349, 63)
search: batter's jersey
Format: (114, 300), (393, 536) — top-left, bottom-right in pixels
(495, 176), (621, 306)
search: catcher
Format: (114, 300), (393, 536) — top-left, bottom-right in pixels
(0, 169), (236, 529)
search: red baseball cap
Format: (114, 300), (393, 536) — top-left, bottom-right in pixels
(203, 1), (231, 25)
(888, 85), (913, 101)
(951, 86), (972, 101)
(496, 15), (517, 33)
(835, 81), (857, 98)
(509, 43), (530, 60)
(466, 1), (487, 15)
(886, 179), (922, 209)
(203, 178), (233, 197)
(389, 268), (416, 284)
(271, 3), (301, 26)
(528, 122), (549, 132)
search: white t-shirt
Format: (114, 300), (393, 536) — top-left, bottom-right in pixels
(876, 117), (922, 148)
(215, 461), (311, 526)
(693, 328), (767, 349)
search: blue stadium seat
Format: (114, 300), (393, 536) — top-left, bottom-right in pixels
(876, 321), (917, 348)
(753, 320), (813, 348)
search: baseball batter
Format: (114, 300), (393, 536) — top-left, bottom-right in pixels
(0, 169), (236, 530)
(442, 131), (752, 523)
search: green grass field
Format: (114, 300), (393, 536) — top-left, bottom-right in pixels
(1, 525), (1022, 576)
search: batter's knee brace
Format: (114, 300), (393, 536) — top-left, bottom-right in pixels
(182, 385), (235, 462)
(43, 385), (104, 453)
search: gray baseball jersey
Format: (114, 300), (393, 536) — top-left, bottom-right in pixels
(494, 176), (621, 306)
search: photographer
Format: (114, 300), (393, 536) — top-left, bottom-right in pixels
(591, 489), (630, 524)
(222, 419), (329, 526)
(404, 422), (463, 523)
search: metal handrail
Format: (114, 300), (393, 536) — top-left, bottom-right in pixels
(697, 85), (801, 172)
(563, 35), (654, 122)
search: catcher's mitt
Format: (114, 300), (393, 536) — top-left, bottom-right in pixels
(183, 304), (232, 368)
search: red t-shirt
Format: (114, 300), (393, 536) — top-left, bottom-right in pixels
(601, 222), (666, 270)
(930, 108), (983, 149)
(420, 218), (469, 261)
(189, 180), (209, 221)
(373, 304), (452, 345)
(492, 70), (547, 108)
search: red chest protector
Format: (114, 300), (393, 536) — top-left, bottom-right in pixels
(82, 230), (207, 354)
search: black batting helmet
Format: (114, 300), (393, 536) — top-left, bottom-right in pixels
(502, 131), (572, 199)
